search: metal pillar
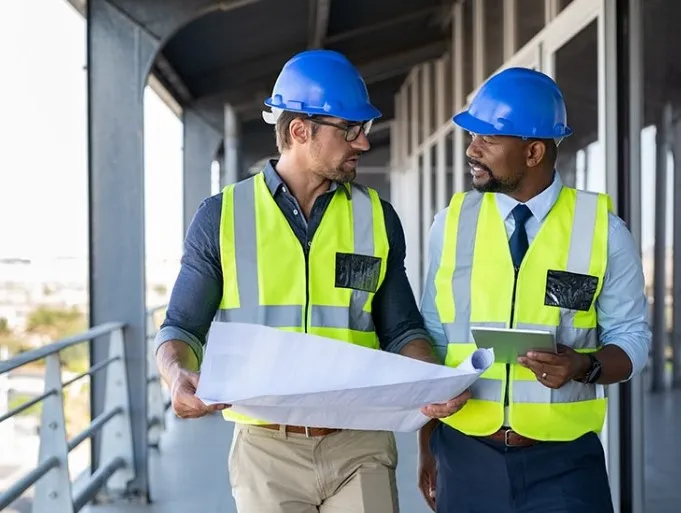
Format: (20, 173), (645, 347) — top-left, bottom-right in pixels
(421, 62), (433, 279)
(223, 104), (240, 186)
(406, 71), (422, 297)
(183, 109), (222, 234)
(673, 118), (681, 389)
(452, 1), (465, 192)
(87, 0), (155, 500)
(613, 1), (644, 511)
(651, 104), (672, 393)
(435, 57), (447, 211)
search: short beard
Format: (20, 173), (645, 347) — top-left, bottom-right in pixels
(468, 158), (520, 194)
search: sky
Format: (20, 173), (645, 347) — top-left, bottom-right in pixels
(0, 0), (183, 261)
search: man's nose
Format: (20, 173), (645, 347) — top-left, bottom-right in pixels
(465, 136), (482, 160)
(351, 131), (370, 152)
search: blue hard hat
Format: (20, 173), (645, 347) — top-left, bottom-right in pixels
(264, 49), (381, 122)
(453, 67), (572, 139)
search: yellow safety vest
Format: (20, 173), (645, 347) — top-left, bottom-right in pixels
(434, 186), (611, 441)
(215, 172), (390, 424)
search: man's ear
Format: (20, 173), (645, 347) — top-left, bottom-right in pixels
(289, 118), (309, 145)
(526, 140), (547, 168)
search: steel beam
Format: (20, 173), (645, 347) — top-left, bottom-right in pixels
(324, 7), (440, 45)
(183, 109), (223, 234)
(193, 41), (449, 99)
(308, 0), (331, 48)
(107, 0), (261, 42)
(87, 0), (155, 500)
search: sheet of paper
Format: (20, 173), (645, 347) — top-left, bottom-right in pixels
(195, 322), (493, 432)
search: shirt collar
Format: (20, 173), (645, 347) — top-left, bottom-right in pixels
(495, 171), (563, 222)
(263, 159), (351, 198)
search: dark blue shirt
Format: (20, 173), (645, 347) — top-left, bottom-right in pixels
(155, 160), (432, 362)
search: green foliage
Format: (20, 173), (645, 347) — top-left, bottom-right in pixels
(0, 317), (10, 337)
(8, 393), (42, 417)
(26, 305), (86, 340)
(25, 305), (89, 372)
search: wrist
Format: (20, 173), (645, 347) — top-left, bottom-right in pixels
(574, 353), (592, 381)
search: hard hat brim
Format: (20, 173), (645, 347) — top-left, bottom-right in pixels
(452, 110), (573, 139)
(263, 97), (382, 123)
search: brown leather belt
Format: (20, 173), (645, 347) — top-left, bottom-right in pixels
(485, 428), (538, 447)
(259, 424), (340, 437)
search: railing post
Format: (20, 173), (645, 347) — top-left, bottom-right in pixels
(146, 312), (165, 448)
(33, 353), (74, 513)
(98, 328), (135, 499)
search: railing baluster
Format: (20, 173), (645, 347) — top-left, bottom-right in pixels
(33, 353), (74, 513)
(0, 306), (166, 511)
(146, 313), (165, 449)
(97, 327), (136, 499)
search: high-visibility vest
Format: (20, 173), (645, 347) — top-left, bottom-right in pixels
(433, 186), (612, 441)
(214, 172), (390, 425)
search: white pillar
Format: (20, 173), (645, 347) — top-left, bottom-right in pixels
(453, 1), (466, 192)
(223, 103), (239, 186)
(435, 56), (448, 211)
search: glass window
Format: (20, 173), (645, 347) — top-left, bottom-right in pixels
(552, 19), (602, 192)
(516, 0), (545, 49)
(558, 0), (574, 13)
(484, 0), (504, 76)
(462, 0), (474, 99)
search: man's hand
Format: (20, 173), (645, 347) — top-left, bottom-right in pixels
(421, 389), (472, 419)
(417, 450), (437, 511)
(169, 367), (230, 419)
(517, 343), (590, 389)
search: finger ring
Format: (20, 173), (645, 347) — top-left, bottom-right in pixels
(541, 372), (548, 380)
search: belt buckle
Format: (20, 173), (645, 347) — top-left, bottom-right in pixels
(503, 428), (516, 447)
(304, 426), (311, 438)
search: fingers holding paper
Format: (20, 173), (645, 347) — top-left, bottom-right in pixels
(170, 368), (230, 419)
(421, 388), (472, 418)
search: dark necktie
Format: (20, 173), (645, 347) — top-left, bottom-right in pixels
(509, 204), (533, 269)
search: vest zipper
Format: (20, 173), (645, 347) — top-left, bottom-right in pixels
(304, 241), (311, 333)
(504, 267), (520, 411)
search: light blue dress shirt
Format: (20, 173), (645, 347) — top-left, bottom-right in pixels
(420, 172), (651, 379)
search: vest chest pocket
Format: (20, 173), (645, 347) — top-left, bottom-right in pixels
(335, 253), (382, 293)
(544, 269), (599, 312)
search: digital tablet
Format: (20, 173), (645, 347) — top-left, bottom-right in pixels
(470, 327), (556, 365)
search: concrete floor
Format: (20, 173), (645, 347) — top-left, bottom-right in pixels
(81, 387), (681, 513)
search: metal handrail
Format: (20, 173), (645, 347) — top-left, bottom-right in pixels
(0, 322), (124, 375)
(0, 305), (168, 512)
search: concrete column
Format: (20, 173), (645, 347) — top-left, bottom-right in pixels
(183, 109), (222, 234)
(222, 103), (240, 186)
(651, 104), (672, 393)
(87, 0), (156, 500)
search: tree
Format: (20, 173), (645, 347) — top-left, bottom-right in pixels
(25, 306), (88, 372)
(0, 316), (28, 356)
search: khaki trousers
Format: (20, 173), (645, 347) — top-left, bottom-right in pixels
(228, 423), (399, 513)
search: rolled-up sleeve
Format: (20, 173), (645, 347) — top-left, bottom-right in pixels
(371, 200), (433, 354)
(154, 194), (224, 365)
(420, 209), (449, 363)
(597, 214), (652, 379)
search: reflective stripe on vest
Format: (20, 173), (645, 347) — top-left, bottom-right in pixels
(215, 174), (381, 333)
(434, 186), (610, 441)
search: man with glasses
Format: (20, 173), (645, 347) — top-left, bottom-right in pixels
(155, 49), (469, 513)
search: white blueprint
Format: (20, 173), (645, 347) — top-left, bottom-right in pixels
(195, 322), (493, 432)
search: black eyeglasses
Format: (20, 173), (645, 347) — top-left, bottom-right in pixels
(307, 117), (373, 142)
